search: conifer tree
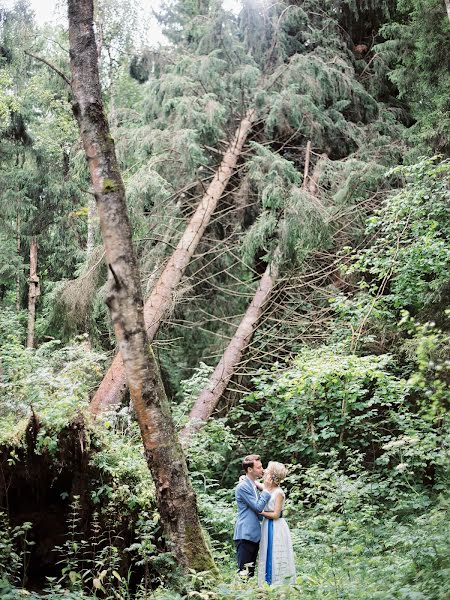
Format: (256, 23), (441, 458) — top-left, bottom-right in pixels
(170, 0), (406, 416)
(376, 0), (450, 153)
(0, 2), (84, 334)
(88, 0), (263, 411)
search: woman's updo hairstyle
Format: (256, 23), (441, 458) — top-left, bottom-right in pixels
(267, 461), (287, 484)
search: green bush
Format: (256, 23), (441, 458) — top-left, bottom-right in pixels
(347, 158), (450, 314)
(232, 347), (407, 468)
(0, 307), (106, 449)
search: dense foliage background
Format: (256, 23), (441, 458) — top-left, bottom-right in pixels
(0, 0), (449, 598)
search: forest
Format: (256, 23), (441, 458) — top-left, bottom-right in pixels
(0, 0), (449, 598)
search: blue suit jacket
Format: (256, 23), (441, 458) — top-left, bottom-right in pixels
(233, 477), (271, 543)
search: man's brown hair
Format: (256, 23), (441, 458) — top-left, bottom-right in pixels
(242, 454), (261, 473)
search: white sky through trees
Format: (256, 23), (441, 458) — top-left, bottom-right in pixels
(21, 0), (241, 46)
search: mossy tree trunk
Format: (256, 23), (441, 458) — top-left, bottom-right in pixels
(67, 0), (215, 572)
(90, 109), (256, 416)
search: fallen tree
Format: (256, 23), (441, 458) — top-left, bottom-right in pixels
(180, 251), (280, 446)
(90, 109), (256, 416)
(180, 143), (329, 444)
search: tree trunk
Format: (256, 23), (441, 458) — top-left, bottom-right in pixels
(67, 0), (215, 571)
(90, 109), (256, 416)
(26, 238), (39, 349)
(180, 251), (280, 446)
(302, 140), (311, 190)
(308, 151), (328, 197)
(16, 210), (21, 312)
(86, 193), (96, 257)
(445, 0), (450, 24)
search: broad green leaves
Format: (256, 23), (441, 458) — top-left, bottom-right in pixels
(348, 158), (450, 312)
(239, 347), (407, 465)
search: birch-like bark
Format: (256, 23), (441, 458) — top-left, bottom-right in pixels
(67, 0), (214, 571)
(445, 0), (450, 24)
(90, 109), (256, 415)
(16, 211), (21, 312)
(180, 251), (280, 446)
(86, 193), (96, 258)
(26, 238), (39, 349)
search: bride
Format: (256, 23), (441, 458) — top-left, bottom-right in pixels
(256, 461), (296, 586)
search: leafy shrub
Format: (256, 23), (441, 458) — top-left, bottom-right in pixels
(0, 513), (33, 587)
(0, 307), (106, 449)
(232, 347), (407, 468)
(346, 158), (450, 314)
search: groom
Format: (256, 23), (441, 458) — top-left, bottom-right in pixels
(233, 454), (271, 577)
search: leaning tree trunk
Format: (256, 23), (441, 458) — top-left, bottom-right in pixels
(180, 142), (322, 444)
(180, 251), (280, 446)
(90, 109), (256, 416)
(67, 0), (214, 571)
(26, 238), (40, 349)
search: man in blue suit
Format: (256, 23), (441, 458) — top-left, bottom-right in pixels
(234, 454), (271, 577)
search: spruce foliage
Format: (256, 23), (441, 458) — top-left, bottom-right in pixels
(376, 0), (450, 153)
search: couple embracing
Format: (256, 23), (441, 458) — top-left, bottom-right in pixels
(234, 454), (296, 586)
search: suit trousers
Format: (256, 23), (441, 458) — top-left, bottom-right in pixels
(235, 539), (259, 577)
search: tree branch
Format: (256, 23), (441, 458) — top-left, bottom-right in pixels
(25, 50), (71, 86)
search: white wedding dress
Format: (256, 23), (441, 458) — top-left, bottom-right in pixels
(257, 488), (296, 586)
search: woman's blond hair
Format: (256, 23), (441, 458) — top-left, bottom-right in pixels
(267, 461), (287, 484)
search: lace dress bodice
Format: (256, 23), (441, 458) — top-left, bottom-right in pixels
(264, 488), (285, 512)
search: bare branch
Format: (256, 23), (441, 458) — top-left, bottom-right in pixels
(25, 50), (71, 86)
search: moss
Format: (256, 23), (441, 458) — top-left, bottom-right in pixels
(0, 414), (29, 447)
(184, 523), (218, 573)
(102, 177), (118, 193)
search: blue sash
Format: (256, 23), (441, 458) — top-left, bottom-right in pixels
(265, 519), (273, 584)
(264, 512), (283, 585)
